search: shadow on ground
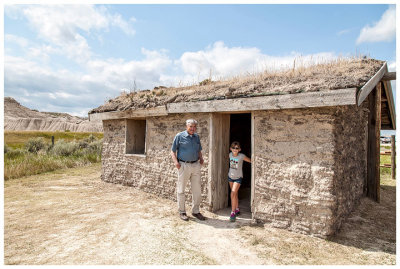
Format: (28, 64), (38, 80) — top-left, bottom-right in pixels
(328, 184), (395, 254)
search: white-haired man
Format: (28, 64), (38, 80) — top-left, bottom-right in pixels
(171, 119), (205, 221)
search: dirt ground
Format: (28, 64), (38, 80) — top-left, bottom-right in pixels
(4, 164), (396, 265)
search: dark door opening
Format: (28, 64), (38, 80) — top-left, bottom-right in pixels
(228, 113), (252, 213)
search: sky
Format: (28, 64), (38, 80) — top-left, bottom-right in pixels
(3, 3), (397, 123)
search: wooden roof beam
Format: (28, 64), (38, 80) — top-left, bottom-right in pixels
(382, 80), (396, 130)
(382, 72), (396, 81)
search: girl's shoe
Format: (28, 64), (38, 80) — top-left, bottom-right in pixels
(229, 212), (236, 222)
(234, 208), (240, 216)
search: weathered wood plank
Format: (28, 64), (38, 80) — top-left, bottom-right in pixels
(357, 62), (387, 106)
(375, 83), (381, 202)
(366, 84), (381, 202)
(167, 88), (357, 113)
(208, 113), (230, 212)
(391, 135), (396, 180)
(383, 80), (396, 130)
(251, 111), (255, 213)
(382, 72), (396, 81)
(89, 106), (168, 121)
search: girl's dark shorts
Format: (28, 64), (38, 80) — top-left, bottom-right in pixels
(228, 177), (242, 184)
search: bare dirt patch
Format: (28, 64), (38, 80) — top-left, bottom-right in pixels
(4, 164), (395, 265)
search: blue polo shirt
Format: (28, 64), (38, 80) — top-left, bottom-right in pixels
(171, 131), (202, 162)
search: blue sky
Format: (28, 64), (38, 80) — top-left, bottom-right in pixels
(3, 3), (396, 123)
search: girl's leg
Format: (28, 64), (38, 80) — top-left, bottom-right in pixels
(230, 182), (241, 213)
(229, 182), (234, 212)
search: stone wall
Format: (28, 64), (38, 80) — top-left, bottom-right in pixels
(331, 103), (369, 232)
(252, 106), (368, 237)
(101, 105), (368, 237)
(253, 108), (339, 237)
(101, 113), (210, 210)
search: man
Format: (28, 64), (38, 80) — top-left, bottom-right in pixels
(171, 119), (206, 221)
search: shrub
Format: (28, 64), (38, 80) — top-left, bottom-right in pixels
(82, 139), (103, 155)
(78, 140), (89, 149)
(5, 148), (27, 159)
(199, 78), (212, 86)
(25, 137), (46, 153)
(4, 144), (9, 154)
(88, 134), (96, 143)
(49, 139), (79, 157)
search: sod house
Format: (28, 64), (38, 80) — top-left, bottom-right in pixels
(89, 58), (396, 237)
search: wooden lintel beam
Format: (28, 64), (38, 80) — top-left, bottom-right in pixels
(88, 105), (168, 121)
(167, 88), (357, 113)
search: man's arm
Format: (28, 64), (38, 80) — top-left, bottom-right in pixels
(171, 150), (181, 169)
(198, 151), (204, 165)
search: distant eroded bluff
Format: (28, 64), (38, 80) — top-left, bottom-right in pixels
(4, 97), (103, 132)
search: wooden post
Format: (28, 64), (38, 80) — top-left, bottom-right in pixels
(376, 83), (381, 202)
(208, 113), (230, 212)
(366, 83), (381, 202)
(391, 135), (396, 180)
(51, 136), (54, 146)
(251, 112), (255, 214)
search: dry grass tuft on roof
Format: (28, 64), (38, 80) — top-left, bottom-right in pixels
(90, 57), (384, 114)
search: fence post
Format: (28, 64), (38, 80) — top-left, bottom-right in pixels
(52, 136), (54, 146)
(391, 135), (396, 180)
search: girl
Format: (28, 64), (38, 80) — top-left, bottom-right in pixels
(228, 141), (251, 222)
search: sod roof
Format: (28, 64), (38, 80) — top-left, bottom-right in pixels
(89, 58), (384, 114)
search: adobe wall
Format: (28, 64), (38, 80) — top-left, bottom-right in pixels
(101, 113), (211, 209)
(252, 106), (367, 237)
(101, 105), (368, 237)
(331, 103), (369, 232)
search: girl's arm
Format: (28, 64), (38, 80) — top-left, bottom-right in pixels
(244, 155), (251, 163)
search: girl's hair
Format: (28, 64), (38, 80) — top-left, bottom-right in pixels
(230, 141), (241, 148)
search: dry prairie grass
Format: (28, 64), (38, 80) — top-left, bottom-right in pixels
(91, 57), (383, 113)
(4, 164), (395, 265)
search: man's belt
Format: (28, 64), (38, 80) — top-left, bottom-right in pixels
(178, 159), (198, 163)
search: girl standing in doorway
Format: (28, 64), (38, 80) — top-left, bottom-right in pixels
(228, 141), (251, 222)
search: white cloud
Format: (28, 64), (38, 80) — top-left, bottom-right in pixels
(176, 41), (337, 83)
(21, 5), (127, 44)
(5, 4), (343, 117)
(10, 5), (135, 63)
(357, 6), (396, 44)
(388, 61), (396, 72)
(5, 34), (29, 47)
(110, 14), (136, 36)
(337, 27), (357, 36)
(4, 46), (173, 116)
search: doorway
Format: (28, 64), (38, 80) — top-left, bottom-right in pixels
(228, 113), (252, 213)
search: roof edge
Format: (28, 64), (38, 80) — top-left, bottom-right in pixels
(357, 62), (387, 106)
(89, 88), (358, 120)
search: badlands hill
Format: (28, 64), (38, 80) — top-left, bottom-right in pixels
(4, 97), (103, 132)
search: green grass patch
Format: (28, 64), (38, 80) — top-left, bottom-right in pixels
(380, 145), (395, 176)
(4, 130), (103, 149)
(4, 131), (103, 180)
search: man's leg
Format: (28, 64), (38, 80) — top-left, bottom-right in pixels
(190, 162), (202, 214)
(177, 162), (189, 214)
